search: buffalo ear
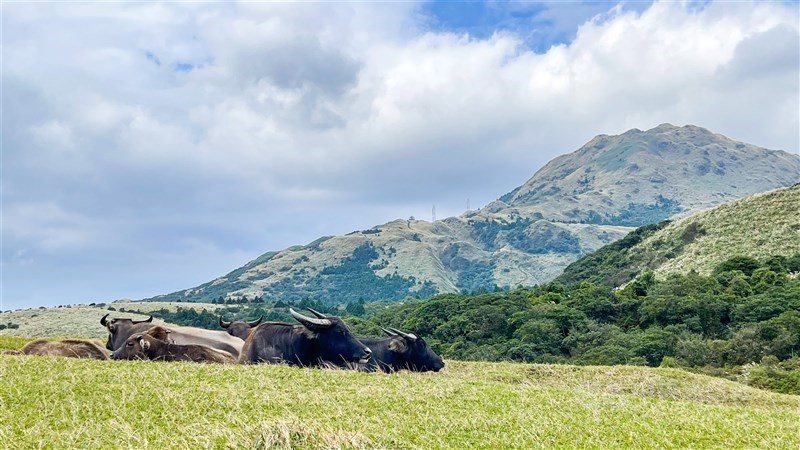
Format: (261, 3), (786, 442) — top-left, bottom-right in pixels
(388, 337), (408, 353)
(146, 326), (170, 341)
(140, 338), (150, 352)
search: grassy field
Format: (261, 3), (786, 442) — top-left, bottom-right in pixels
(1, 337), (798, 449)
(0, 302), (220, 338)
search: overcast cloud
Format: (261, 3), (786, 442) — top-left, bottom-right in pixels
(3, 1), (798, 310)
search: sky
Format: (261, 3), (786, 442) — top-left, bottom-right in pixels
(2, 1), (799, 311)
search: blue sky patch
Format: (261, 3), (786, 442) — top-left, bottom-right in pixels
(420, 1), (651, 52)
(145, 50), (161, 66)
(174, 62), (194, 73)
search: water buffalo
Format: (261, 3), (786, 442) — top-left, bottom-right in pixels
(238, 308), (372, 367)
(101, 313), (245, 358)
(3, 339), (109, 360)
(110, 326), (236, 363)
(219, 315), (264, 340)
(358, 328), (445, 373)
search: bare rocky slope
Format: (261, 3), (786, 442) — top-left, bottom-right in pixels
(148, 124), (800, 305)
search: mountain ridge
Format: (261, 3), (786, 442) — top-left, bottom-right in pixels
(147, 124), (800, 304)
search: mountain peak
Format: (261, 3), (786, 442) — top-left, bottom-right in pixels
(502, 125), (799, 223)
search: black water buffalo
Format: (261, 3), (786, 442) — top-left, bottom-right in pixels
(238, 308), (372, 366)
(3, 339), (109, 360)
(101, 313), (244, 358)
(110, 326), (236, 363)
(219, 315), (264, 340)
(359, 328), (445, 373)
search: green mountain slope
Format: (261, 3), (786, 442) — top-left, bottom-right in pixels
(558, 184), (800, 286)
(149, 124), (800, 304)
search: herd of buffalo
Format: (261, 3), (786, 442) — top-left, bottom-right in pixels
(3, 307), (445, 373)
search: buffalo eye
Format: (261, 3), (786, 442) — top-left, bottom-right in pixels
(126, 341), (134, 347)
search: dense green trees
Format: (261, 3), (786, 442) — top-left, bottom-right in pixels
(349, 254), (800, 393)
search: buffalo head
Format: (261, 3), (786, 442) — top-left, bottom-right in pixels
(110, 326), (170, 360)
(101, 313), (154, 351)
(382, 327), (444, 372)
(219, 315), (263, 340)
(291, 308), (372, 365)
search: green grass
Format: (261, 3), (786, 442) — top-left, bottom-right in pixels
(559, 185), (800, 285)
(0, 335), (32, 352)
(653, 185), (800, 276)
(1, 338), (798, 449)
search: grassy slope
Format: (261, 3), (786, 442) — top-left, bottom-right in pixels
(559, 185), (800, 285)
(0, 302), (220, 338)
(651, 184), (800, 276)
(1, 339), (798, 449)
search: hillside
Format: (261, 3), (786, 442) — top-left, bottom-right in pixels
(149, 124), (800, 305)
(0, 302), (222, 339)
(557, 184), (800, 286)
(0, 348), (797, 448)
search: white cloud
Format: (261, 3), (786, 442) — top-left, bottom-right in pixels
(29, 120), (74, 151)
(3, 1), (798, 308)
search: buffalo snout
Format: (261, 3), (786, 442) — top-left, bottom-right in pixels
(359, 347), (373, 363)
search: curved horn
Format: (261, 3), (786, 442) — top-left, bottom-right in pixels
(247, 315), (264, 327)
(219, 316), (232, 329)
(389, 328), (418, 342)
(290, 308), (332, 328)
(131, 316), (153, 325)
(100, 313), (110, 327)
(306, 307), (328, 319)
(381, 328), (397, 337)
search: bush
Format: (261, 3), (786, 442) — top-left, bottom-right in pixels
(713, 256), (761, 277)
(578, 345), (635, 366)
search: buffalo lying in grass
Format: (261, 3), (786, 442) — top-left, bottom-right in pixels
(101, 313), (244, 358)
(3, 339), (109, 360)
(297, 309), (443, 373)
(110, 326), (236, 364)
(357, 328), (445, 373)
(238, 308), (372, 367)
